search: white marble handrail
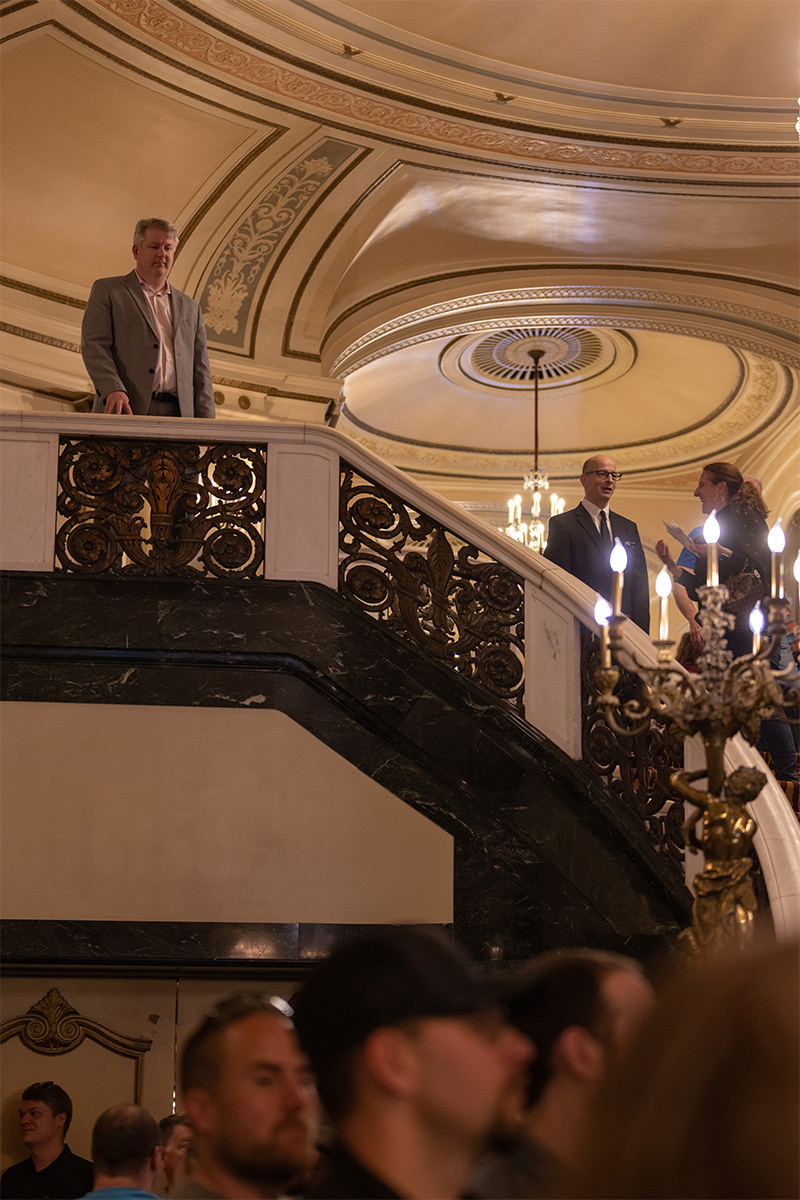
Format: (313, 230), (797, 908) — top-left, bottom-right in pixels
(2, 412), (798, 936)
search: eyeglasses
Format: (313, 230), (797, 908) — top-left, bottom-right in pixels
(587, 470), (622, 482)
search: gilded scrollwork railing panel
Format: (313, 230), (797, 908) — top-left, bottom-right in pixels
(339, 464), (525, 713)
(581, 631), (686, 863)
(55, 438), (266, 578)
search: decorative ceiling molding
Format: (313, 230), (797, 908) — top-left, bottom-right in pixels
(339, 355), (792, 479)
(89, 0), (798, 178)
(330, 285), (800, 376)
(440, 328), (635, 393)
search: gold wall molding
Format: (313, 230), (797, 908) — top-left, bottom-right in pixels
(0, 988), (152, 1103)
(90, 0), (797, 179)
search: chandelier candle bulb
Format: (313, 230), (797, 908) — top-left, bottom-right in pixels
(594, 597), (612, 667)
(767, 520), (785, 599)
(749, 605), (765, 656)
(703, 510), (720, 586)
(655, 565), (672, 641)
(609, 538), (628, 615)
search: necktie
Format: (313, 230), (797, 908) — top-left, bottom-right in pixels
(600, 510), (612, 544)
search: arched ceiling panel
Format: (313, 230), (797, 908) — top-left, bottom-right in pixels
(0, 25), (264, 288)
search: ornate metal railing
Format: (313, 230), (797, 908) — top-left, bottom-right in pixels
(580, 632), (687, 863)
(55, 437), (266, 578)
(338, 463), (525, 713)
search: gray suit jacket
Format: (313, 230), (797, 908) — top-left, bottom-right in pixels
(81, 270), (215, 418)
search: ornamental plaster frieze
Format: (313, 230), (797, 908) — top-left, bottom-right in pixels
(332, 312), (800, 379)
(90, 0), (798, 179)
(339, 356), (793, 480)
(329, 284), (798, 370)
(200, 138), (364, 352)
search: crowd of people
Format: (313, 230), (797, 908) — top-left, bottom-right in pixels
(2, 929), (798, 1200)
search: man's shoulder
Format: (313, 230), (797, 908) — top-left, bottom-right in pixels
(547, 504), (583, 529)
(1, 1147), (93, 1197)
(1, 1155), (33, 1182)
(306, 1142), (402, 1199)
(610, 510), (641, 536)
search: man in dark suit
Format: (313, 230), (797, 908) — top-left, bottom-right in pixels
(81, 218), (215, 419)
(543, 454), (650, 632)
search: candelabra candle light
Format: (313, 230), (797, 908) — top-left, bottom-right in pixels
(749, 605), (765, 656)
(703, 510), (720, 586)
(594, 596), (612, 667)
(609, 538), (628, 615)
(655, 565), (672, 641)
(768, 520), (785, 599)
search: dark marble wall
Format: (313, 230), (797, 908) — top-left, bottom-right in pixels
(1, 573), (691, 972)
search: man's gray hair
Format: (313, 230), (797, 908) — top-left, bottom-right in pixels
(133, 218), (179, 247)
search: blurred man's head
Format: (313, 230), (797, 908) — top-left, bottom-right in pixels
(19, 1082), (72, 1152)
(180, 993), (318, 1199)
(159, 1113), (193, 1189)
(508, 949), (653, 1109)
(91, 1104), (160, 1189)
(292, 928), (531, 1196)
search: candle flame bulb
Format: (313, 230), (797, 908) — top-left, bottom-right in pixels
(594, 596), (612, 668)
(594, 597), (612, 626)
(767, 520), (785, 554)
(609, 538), (628, 574)
(703, 510), (720, 545)
(794, 550), (800, 584)
(749, 606), (764, 635)
(749, 604), (765, 655)
(768, 518), (785, 598)
(703, 510), (720, 586)
(609, 538), (627, 616)
(655, 566), (673, 598)
(655, 565), (672, 642)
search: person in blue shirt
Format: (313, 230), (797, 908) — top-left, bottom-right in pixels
(80, 1105), (160, 1200)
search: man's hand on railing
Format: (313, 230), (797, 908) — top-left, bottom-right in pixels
(103, 391), (132, 414)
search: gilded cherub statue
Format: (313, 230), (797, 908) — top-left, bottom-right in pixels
(672, 765), (765, 957)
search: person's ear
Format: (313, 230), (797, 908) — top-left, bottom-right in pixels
(362, 1026), (419, 1098)
(55, 1111), (67, 1133)
(556, 1025), (605, 1084)
(182, 1089), (214, 1137)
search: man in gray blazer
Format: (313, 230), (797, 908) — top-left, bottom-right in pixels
(543, 454), (650, 632)
(81, 218), (215, 419)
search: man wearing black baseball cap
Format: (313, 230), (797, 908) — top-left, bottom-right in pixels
(291, 928), (532, 1199)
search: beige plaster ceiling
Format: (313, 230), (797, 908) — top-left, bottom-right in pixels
(1, 0), (797, 536)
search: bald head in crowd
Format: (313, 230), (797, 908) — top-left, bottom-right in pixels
(88, 1104), (161, 1197)
(175, 992), (318, 1200)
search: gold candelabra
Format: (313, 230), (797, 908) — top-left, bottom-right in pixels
(594, 520), (798, 957)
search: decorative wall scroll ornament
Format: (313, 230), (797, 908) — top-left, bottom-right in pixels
(201, 142), (358, 349)
(594, 532), (798, 955)
(56, 438), (266, 579)
(0, 988), (152, 1103)
(339, 464), (525, 711)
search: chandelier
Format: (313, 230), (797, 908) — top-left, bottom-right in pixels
(502, 348), (564, 552)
